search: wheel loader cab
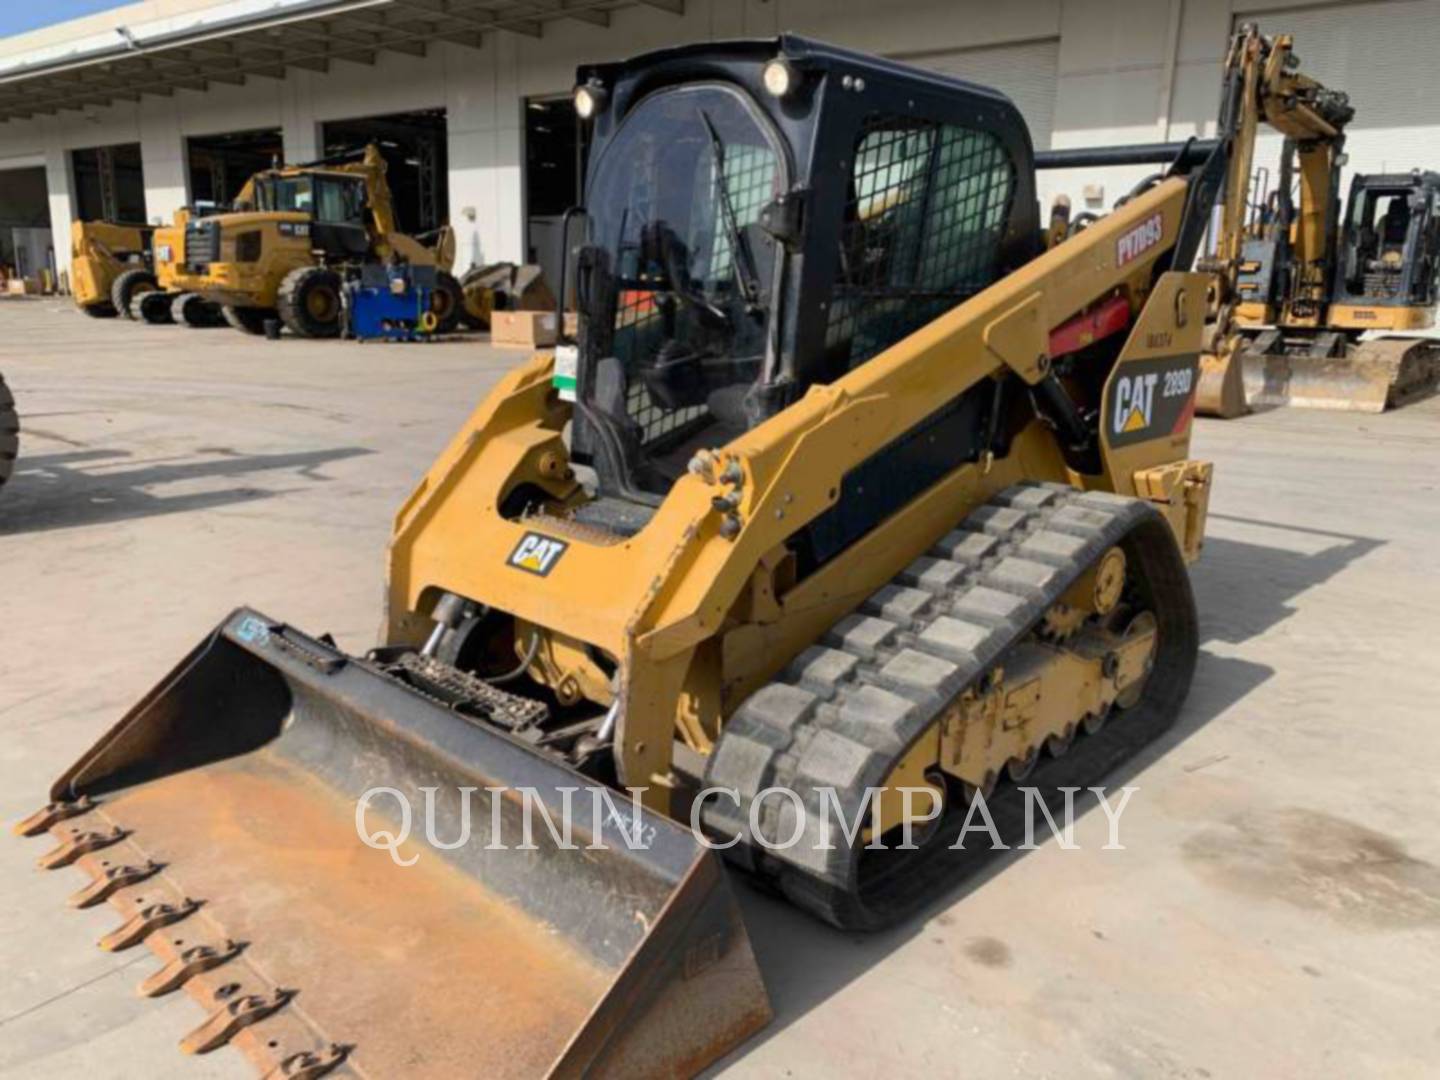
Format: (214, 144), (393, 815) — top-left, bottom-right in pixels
(252, 170), (373, 259)
(569, 37), (1037, 509)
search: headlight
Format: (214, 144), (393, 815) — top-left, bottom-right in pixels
(762, 58), (796, 98)
(574, 80), (608, 119)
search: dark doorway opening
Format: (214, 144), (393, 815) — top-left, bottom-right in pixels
(0, 166), (52, 279)
(187, 127), (284, 208)
(525, 94), (591, 289)
(320, 109), (448, 235)
(72, 143), (146, 224)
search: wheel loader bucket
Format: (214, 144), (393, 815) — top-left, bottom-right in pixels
(1241, 337), (1440, 413)
(1195, 347), (1248, 418)
(17, 609), (771, 1079)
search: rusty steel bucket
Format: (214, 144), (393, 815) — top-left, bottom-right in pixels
(16, 609), (771, 1079)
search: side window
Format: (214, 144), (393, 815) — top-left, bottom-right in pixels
(826, 116), (1015, 370)
(315, 179), (367, 226)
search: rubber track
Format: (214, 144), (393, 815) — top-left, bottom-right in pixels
(703, 481), (1194, 929)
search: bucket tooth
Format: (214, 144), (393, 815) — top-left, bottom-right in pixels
(13, 796), (96, 837)
(260, 1044), (350, 1080)
(180, 988), (295, 1055)
(98, 897), (201, 952)
(37, 825), (126, 869)
(69, 859), (163, 909)
(138, 939), (244, 997)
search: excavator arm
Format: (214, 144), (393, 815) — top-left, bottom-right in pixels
(1197, 25), (1354, 415)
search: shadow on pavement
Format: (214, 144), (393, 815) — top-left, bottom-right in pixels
(0, 445), (374, 536)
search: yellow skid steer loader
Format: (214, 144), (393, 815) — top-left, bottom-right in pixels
(19, 27), (1316, 1079)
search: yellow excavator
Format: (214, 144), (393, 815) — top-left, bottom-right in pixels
(178, 144), (463, 337)
(20, 27), (1314, 1079)
(1197, 35), (1440, 415)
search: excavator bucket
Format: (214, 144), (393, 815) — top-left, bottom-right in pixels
(1196, 347), (1249, 418)
(1241, 336), (1440, 412)
(17, 609), (771, 1079)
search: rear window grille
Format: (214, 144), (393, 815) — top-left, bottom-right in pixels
(826, 116), (1015, 370)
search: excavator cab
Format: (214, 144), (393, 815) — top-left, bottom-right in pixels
(1334, 171), (1440, 311)
(568, 38), (1036, 508)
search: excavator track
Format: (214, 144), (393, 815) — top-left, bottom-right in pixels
(704, 482), (1198, 930)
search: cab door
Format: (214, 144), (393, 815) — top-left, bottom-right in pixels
(311, 176), (371, 260)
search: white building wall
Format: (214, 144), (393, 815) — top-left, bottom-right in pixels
(0, 0), (1431, 281)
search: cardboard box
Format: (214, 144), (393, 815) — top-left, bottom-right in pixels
(5, 277), (40, 296)
(491, 310), (559, 348)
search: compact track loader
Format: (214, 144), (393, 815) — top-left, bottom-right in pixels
(179, 145), (463, 338)
(70, 220), (152, 317)
(1197, 33), (1440, 415)
(25, 29), (1330, 1078)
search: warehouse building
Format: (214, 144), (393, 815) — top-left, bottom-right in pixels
(0, 0), (1434, 287)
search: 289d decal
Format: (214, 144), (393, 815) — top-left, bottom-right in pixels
(1105, 355), (1199, 448)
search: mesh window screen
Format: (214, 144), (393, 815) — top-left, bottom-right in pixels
(826, 116), (1015, 369)
(614, 146), (779, 446)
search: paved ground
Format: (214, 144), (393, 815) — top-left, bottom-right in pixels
(1, 297), (1437, 1078)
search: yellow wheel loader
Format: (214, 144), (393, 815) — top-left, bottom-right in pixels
(21, 28), (1318, 1078)
(70, 220), (153, 318)
(1196, 33), (1440, 415)
(118, 208), (228, 327)
(177, 145), (463, 338)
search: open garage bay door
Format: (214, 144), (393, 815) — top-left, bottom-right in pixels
(901, 38), (1060, 150)
(188, 128), (283, 209)
(0, 165), (52, 280)
(72, 143), (146, 225)
(1239, 1), (1440, 179)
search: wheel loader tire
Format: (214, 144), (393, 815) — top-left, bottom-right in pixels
(138, 291), (176, 325)
(222, 304), (273, 335)
(430, 271), (465, 334)
(110, 268), (158, 320)
(277, 266), (344, 339)
(80, 301), (117, 318)
(0, 372), (17, 493)
(171, 293), (225, 328)
(703, 483), (1198, 931)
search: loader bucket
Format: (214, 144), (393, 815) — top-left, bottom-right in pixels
(19, 609), (771, 1079)
(1241, 337), (1440, 412)
(1195, 347), (1248, 418)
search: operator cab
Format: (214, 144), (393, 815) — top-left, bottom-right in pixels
(563, 36), (1037, 524)
(1336, 171), (1440, 306)
(252, 170), (372, 259)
